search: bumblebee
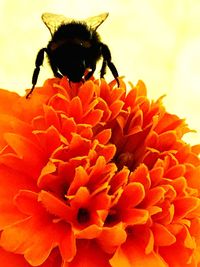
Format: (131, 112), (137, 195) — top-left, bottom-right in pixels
(26, 12), (119, 98)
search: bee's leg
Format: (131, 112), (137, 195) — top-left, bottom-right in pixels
(51, 66), (62, 78)
(26, 48), (47, 98)
(84, 65), (96, 81)
(48, 58), (62, 78)
(101, 43), (119, 86)
(100, 60), (107, 78)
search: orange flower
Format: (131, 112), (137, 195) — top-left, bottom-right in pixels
(0, 77), (199, 267)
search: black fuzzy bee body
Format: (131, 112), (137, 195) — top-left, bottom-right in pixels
(26, 13), (119, 98)
(48, 22), (101, 82)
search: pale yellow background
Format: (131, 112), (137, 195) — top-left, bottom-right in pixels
(0, 0), (200, 144)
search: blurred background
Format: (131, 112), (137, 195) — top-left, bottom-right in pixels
(0, 0), (199, 144)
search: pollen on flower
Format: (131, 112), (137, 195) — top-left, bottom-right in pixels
(0, 76), (199, 267)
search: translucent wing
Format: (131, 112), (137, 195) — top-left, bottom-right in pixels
(41, 12), (109, 35)
(84, 12), (109, 30)
(42, 13), (73, 35)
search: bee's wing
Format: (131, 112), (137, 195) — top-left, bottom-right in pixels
(41, 12), (109, 35)
(41, 12), (73, 35)
(84, 12), (109, 30)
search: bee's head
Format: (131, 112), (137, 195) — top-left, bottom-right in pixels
(49, 41), (90, 82)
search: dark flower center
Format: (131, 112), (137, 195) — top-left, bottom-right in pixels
(77, 208), (90, 224)
(116, 152), (135, 170)
(105, 210), (119, 225)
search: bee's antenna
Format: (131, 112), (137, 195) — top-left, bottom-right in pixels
(26, 48), (47, 98)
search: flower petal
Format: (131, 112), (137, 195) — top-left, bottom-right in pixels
(110, 235), (167, 267)
(0, 89), (20, 115)
(129, 164), (151, 191)
(83, 109), (104, 126)
(117, 182), (145, 208)
(97, 223), (127, 253)
(68, 166), (89, 195)
(0, 216), (54, 266)
(0, 247), (31, 267)
(94, 129), (112, 144)
(0, 211), (74, 265)
(0, 76), (199, 266)
(69, 97), (83, 122)
(38, 190), (72, 221)
(63, 240), (111, 267)
(120, 208), (149, 225)
(174, 197), (200, 220)
(4, 133), (46, 178)
(43, 105), (60, 130)
(152, 223), (176, 246)
(0, 165), (35, 228)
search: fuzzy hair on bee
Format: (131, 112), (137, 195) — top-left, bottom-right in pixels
(26, 12), (119, 98)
